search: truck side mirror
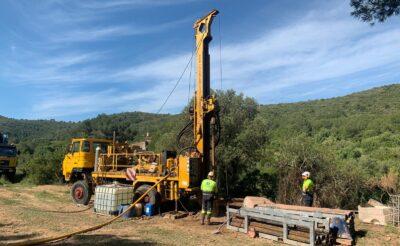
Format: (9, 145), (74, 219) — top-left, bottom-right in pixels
(17, 150), (21, 155)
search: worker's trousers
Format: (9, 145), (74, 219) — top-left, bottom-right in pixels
(303, 192), (313, 207)
(201, 192), (214, 215)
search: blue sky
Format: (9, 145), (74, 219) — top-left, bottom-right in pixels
(1, 0), (400, 121)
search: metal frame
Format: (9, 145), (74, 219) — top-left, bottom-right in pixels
(226, 207), (332, 246)
(389, 194), (400, 227)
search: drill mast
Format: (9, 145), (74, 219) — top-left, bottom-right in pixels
(193, 10), (219, 178)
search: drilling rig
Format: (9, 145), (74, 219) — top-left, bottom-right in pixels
(70, 10), (220, 207)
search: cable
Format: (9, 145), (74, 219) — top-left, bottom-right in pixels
(156, 51), (195, 114)
(156, 33), (205, 114)
(9, 174), (171, 246)
(187, 40), (195, 105)
(178, 199), (189, 213)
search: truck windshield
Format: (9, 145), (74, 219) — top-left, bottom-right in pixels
(0, 146), (17, 157)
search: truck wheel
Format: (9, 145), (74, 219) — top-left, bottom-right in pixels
(71, 180), (92, 205)
(134, 184), (159, 205)
(6, 171), (15, 182)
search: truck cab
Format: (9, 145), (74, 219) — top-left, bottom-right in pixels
(0, 144), (18, 179)
(0, 133), (18, 180)
(62, 138), (111, 182)
(62, 138), (111, 205)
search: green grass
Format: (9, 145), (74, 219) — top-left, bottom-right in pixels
(34, 190), (67, 203)
(0, 176), (11, 186)
(384, 224), (399, 234)
(0, 197), (21, 206)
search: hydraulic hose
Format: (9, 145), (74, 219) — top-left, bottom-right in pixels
(6, 173), (171, 246)
(176, 120), (193, 149)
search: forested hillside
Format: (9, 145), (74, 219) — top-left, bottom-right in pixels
(2, 84), (400, 209)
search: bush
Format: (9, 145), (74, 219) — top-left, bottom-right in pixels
(20, 142), (64, 185)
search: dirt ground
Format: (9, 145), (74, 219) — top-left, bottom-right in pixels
(0, 184), (399, 246)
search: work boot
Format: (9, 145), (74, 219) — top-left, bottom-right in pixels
(200, 214), (205, 225)
(206, 215), (211, 225)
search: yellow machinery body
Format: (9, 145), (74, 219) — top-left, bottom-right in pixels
(0, 146), (18, 176)
(0, 132), (18, 178)
(91, 10), (220, 204)
(62, 138), (112, 182)
(0, 156), (17, 169)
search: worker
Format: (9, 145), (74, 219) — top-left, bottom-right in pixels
(200, 171), (217, 225)
(301, 171), (314, 207)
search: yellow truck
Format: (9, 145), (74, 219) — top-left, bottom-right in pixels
(62, 138), (112, 204)
(0, 133), (18, 180)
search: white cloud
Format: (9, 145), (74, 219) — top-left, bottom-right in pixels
(50, 17), (189, 43)
(4, 1), (400, 120)
(52, 26), (134, 42)
(78, 0), (198, 10)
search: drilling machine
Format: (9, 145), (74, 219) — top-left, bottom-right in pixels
(70, 10), (220, 207)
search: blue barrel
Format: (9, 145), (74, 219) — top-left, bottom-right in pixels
(144, 203), (154, 216)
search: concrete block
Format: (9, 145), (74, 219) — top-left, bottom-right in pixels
(358, 205), (391, 226)
(243, 196), (275, 208)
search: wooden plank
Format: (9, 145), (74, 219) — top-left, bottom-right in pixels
(253, 226), (311, 243)
(258, 232), (279, 242)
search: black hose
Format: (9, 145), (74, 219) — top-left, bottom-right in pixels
(214, 112), (221, 146)
(176, 120), (194, 149)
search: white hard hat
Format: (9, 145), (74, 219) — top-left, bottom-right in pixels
(302, 171), (310, 177)
(208, 171), (214, 177)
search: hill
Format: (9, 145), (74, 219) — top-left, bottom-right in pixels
(1, 84), (400, 209)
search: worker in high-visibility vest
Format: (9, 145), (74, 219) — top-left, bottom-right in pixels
(200, 171), (217, 225)
(301, 171), (314, 207)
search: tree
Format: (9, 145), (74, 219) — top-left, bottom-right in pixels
(351, 0), (400, 24)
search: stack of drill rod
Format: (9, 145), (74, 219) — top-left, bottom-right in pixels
(230, 215), (327, 244)
(226, 198), (355, 246)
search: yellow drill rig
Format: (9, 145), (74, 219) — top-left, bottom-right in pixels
(78, 10), (221, 208)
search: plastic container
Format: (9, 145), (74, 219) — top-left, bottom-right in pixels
(94, 184), (135, 215)
(144, 203), (154, 216)
(135, 203), (143, 217)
